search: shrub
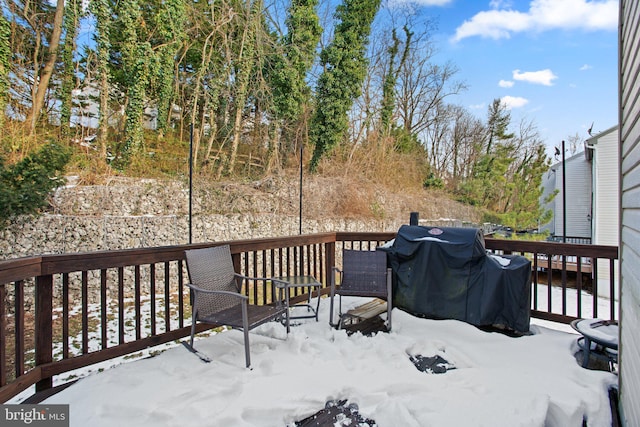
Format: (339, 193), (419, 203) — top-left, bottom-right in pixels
(0, 142), (71, 228)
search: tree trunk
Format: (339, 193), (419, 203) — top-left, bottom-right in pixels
(26, 0), (65, 134)
(227, 9), (252, 175)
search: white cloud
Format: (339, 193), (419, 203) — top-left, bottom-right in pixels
(499, 79), (515, 88)
(452, 0), (618, 42)
(580, 64), (593, 70)
(513, 69), (557, 86)
(501, 95), (529, 109)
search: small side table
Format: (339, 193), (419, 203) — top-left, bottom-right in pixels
(570, 318), (618, 370)
(271, 275), (322, 321)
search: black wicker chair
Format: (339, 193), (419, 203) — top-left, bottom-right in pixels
(184, 245), (290, 368)
(330, 249), (392, 330)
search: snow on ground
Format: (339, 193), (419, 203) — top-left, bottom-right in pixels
(40, 297), (617, 427)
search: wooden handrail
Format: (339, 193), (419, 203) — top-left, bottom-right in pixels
(485, 238), (619, 258)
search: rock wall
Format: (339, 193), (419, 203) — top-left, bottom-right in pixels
(0, 176), (481, 259)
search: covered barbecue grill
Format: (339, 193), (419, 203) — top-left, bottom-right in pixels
(381, 225), (531, 334)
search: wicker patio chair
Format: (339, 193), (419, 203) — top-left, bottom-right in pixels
(184, 245), (290, 368)
(330, 249), (392, 331)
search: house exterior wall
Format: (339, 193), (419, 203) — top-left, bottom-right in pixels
(589, 126), (620, 299)
(553, 153), (593, 239)
(593, 127), (621, 246)
(539, 169), (556, 234)
(619, 0), (640, 424)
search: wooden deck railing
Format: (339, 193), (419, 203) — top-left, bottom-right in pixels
(0, 232), (617, 403)
(483, 238), (619, 324)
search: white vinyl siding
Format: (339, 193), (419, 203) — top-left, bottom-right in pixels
(591, 127), (620, 298)
(554, 154), (592, 239)
(539, 170), (557, 234)
(620, 0), (640, 424)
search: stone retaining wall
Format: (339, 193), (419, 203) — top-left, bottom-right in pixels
(0, 213), (410, 259)
(0, 176), (480, 259)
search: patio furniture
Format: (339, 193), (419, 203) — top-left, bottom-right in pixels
(330, 249), (392, 330)
(570, 318), (618, 371)
(184, 245), (290, 368)
(271, 275), (322, 321)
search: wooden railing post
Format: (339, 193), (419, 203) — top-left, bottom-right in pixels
(325, 241), (336, 287)
(35, 274), (53, 393)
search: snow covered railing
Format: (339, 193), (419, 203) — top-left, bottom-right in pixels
(0, 232), (618, 403)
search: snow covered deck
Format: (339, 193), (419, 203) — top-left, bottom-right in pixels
(32, 298), (618, 426)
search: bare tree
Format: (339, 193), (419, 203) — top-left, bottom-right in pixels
(425, 104), (485, 188)
(25, 0), (65, 134)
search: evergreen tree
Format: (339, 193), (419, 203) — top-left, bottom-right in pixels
(456, 100), (551, 230)
(268, 0), (321, 167)
(273, 0), (321, 122)
(460, 99), (515, 208)
(485, 98), (514, 154)
(499, 126), (552, 230)
(309, 0), (381, 171)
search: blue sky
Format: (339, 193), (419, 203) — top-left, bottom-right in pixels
(404, 0), (619, 155)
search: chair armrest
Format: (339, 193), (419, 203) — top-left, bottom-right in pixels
(233, 273), (272, 292)
(265, 279), (290, 306)
(185, 283), (249, 301)
(234, 273), (272, 282)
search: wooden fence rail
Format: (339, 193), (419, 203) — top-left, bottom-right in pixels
(1, 232), (617, 403)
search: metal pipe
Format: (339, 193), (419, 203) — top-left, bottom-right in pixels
(562, 140), (566, 243)
(189, 123), (193, 244)
(299, 144), (303, 235)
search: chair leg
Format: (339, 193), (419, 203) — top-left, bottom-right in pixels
(329, 294), (344, 328)
(244, 327), (251, 368)
(329, 285), (336, 327)
(284, 287), (291, 334)
(386, 268), (392, 331)
(190, 310), (197, 347)
(335, 295), (346, 329)
(337, 295), (345, 330)
(582, 337), (591, 368)
(386, 303), (392, 331)
(241, 302), (251, 368)
(285, 305), (291, 334)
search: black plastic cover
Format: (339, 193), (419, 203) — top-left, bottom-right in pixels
(381, 225), (531, 334)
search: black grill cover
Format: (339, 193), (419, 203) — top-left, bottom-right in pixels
(381, 225), (531, 334)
